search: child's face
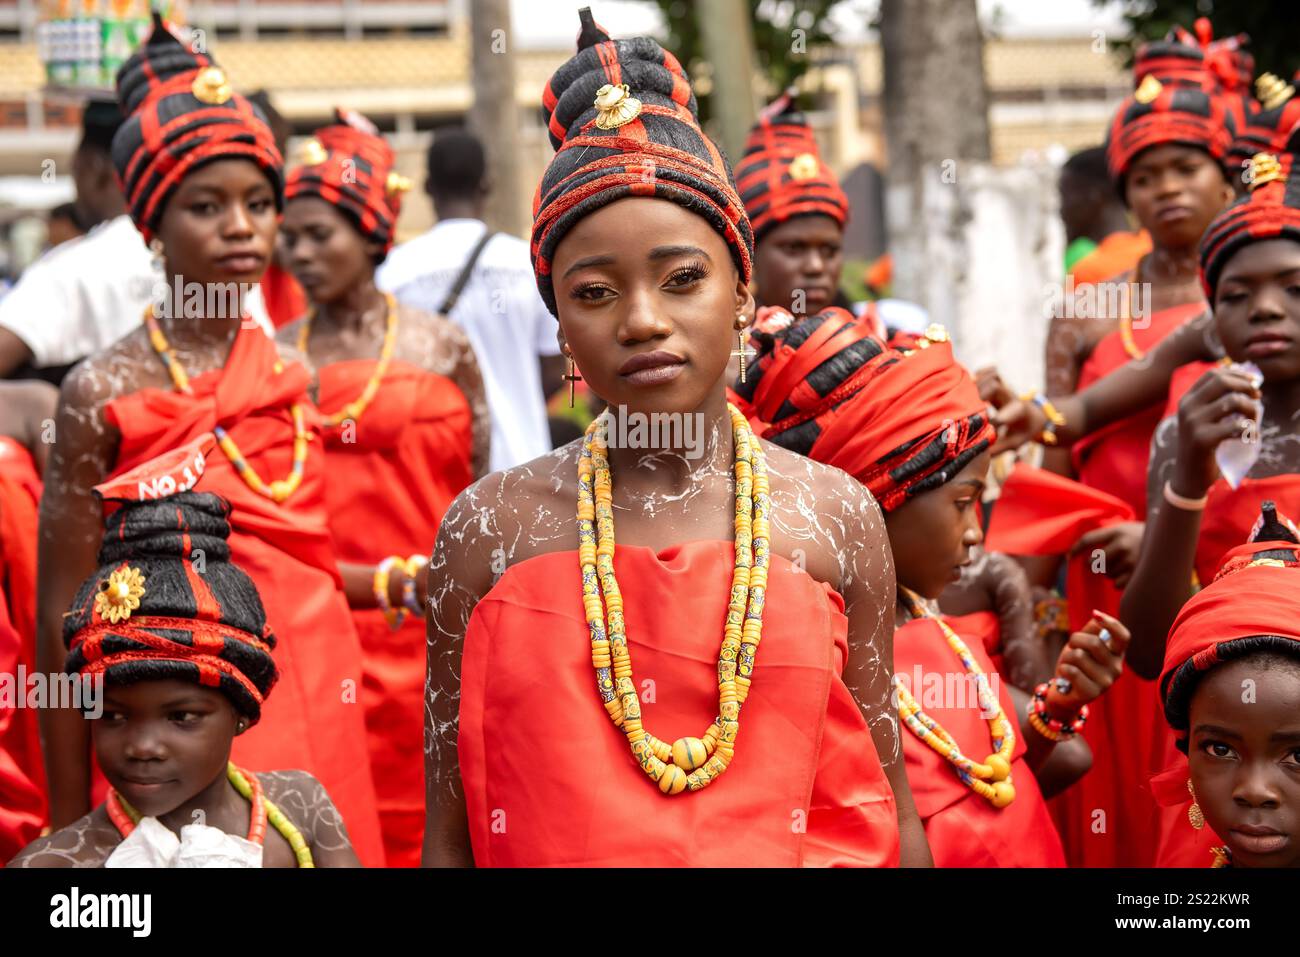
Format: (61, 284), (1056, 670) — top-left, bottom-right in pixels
(1213, 238), (1300, 384)
(94, 679), (240, 818)
(883, 449), (990, 601)
(1188, 657), (1300, 867)
(1124, 144), (1233, 249)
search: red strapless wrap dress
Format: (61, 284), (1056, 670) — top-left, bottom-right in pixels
(895, 611), (1066, 867)
(458, 541), (901, 867)
(318, 358), (473, 867)
(103, 325), (384, 865)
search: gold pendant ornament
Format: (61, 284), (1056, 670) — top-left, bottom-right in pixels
(593, 83), (643, 130)
(298, 138), (329, 167)
(787, 153), (820, 181)
(191, 66), (232, 105)
(95, 565), (147, 625)
(386, 170), (413, 198)
(1134, 74), (1163, 104)
(1247, 152), (1282, 191)
(1256, 73), (1295, 111)
(1187, 778), (1205, 830)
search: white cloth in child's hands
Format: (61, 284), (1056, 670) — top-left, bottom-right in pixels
(104, 815), (263, 868)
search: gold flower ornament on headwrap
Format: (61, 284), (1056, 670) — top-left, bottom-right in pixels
(191, 66), (232, 106)
(594, 83), (642, 130)
(94, 565), (147, 625)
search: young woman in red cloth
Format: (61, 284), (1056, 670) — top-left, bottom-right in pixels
(33, 16), (383, 863)
(423, 10), (925, 868)
(744, 309), (1130, 866)
(1152, 503), (1300, 867)
(278, 108), (489, 867)
(12, 448), (359, 867)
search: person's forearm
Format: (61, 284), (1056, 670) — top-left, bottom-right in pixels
(897, 809), (933, 867)
(339, 560), (412, 611)
(1119, 503), (1201, 679)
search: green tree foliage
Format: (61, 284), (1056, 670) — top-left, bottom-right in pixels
(649, 0), (845, 121)
(1096, 0), (1298, 81)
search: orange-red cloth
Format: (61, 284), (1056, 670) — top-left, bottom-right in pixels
(259, 260), (307, 330)
(895, 611), (1065, 866)
(0, 437), (45, 862)
(1072, 300), (1208, 517)
(1152, 539), (1300, 866)
(985, 463), (1170, 866)
(103, 325), (384, 865)
(318, 358), (473, 868)
(459, 541), (900, 866)
(1069, 230), (1151, 287)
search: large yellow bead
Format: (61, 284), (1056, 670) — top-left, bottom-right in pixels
(985, 754), (1011, 782)
(658, 764), (688, 795)
(671, 737), (709, 771)
(991, 780), (1015, 808)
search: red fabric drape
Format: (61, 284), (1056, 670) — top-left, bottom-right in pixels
(894, 612), (1065, 867)
(986, 463), (1170, 866)
(318, 358), (473, 868)
(0, 438), (45, 862)
(103, 325), (384, 865)
(459, 541), (900, 866)
(259, 260), (308, 330)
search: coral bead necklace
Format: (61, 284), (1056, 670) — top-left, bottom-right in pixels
(296, 292), (400, 428)
(106, 762), (315, 867)
(894, 586), (1017, 807)
(143, 307), (310, 503)
(578, 403), (769, 795)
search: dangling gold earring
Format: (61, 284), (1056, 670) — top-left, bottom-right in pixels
(731, 314), (754, 384)
(562, 347), (581, 409)
(1187, 778), (1205, 830)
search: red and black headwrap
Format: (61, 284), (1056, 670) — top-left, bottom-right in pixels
(1199, 120), (1300, 301)
(111, 12), (284, 245)
(63, 436), (278, 723)
(1160, 502), (1300, 748)
(733, 88), (849, 242)
(1227, 73), (1300, 175)
(740, 308), (994, 512)
(531, 7), (753, 316)
(1105, 25), (1234, 192)
(285, 108), (409, 253)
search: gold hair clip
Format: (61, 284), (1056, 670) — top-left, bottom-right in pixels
(298, 138), (328, 166)
(95, 565), (147, 625)
(1248, 151), (1283, 190)
(386, 170), (413, 197)
(191, 66), (232, 106)
(787, 153), (820, 181)
(1134, 74), (1163, 105)
(1256, 73), (1296, 111)
(594, 83), (642, 130)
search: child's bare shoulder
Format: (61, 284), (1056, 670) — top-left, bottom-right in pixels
(5, 806), (120, 868)
(255, 770), (354, 854)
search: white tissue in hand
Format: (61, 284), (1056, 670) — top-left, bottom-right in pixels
(1214, 361), (1263, 490)
(104, 815), (263, 868)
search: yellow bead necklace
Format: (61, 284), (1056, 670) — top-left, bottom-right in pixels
(295, 292), (400, 428)
(894, 586), (1017, 807)
(578, 403), (769, 795)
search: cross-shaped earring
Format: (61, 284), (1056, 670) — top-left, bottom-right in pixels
(563, 351), (582, 408)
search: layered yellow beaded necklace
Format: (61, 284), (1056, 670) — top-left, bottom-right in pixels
(894, 586), (1017, 807)
(295, 292), (399, 427)
(578, 403), (769, 795)
(143, 307), (311, 503)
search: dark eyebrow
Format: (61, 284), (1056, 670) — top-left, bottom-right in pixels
(562, 254), (615, 278)
(648, 244), (711, 262)
(1270, 729), (1300, 744)
(954, 479), (985, 491)
(1193, 724), (1242, 739)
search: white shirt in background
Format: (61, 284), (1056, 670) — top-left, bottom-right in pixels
(378, 218), (560, 472)
(0, 213), (273, 371)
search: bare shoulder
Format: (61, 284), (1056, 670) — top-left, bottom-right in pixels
(394, 303), (474, 378)
(5, 807), (120, 868)
(59, 329), (155, 414)
(759, 440), (888, 593)
(436, 440), (581, 577)
(256, 770), (352, 851)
